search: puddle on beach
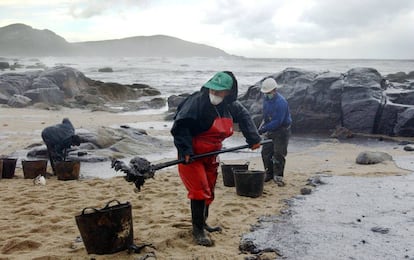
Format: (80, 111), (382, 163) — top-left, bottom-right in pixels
(110, 120), (173, 131)
(78, 134), (262, 179)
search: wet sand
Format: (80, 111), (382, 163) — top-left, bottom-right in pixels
(0, 107), (412, 259)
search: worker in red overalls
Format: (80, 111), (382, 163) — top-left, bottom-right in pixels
(171, 71), (261, 246)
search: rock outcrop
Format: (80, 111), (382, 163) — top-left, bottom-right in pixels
(238, 67), (414, 137)
(2, 65), (413, 137)
(27, 125), (174, 163)
(0, 61), (9, 70)
(0, 66), (163, 110)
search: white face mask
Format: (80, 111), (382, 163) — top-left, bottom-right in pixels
(209, 93), (224, 105)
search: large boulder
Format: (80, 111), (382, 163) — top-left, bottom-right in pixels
(240, 68), (344, 133)
(24, 87), (65, 104)
(0, 61), (9, 70)
(27, 125), (173, 163)
(0, 66), (162, 109)
(0, 71), (41, 97)
(7, 94), (32, 107)
(387, 90), (414, 105)
(287, 71), (343, 132)
(167, 94), (190, 112)
(385, 71), (414, 83)
(394, 108), (414, 137)
(74, 94), (106, 106)
(376, 102), (408, 135)
(341, 68), (383, 133)
(0, 92), (8, 104)
(31, 67), (90, 98)
(239, 67), (414, 136)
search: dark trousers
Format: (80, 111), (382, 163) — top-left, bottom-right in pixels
(261, 127), (290, 177)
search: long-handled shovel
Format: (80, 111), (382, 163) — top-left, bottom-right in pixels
(111, 139), (272, 191)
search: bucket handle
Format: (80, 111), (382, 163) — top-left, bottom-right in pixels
(102, 199), (122, 209)
(80, 199), (122, 215)
(221, 161), (250, 166)
(80, 207), (99, 215)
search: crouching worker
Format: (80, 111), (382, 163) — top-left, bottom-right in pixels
(41, 118), (82, 175)
(171, 71), (261, 246)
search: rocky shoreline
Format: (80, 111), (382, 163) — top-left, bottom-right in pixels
(1, 66), (414, 166)
(0, 66), (164, 112)
(1, 66), (414, 137)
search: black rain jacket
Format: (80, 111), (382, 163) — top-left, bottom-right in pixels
(171, 73), (261, 159)
(41, 118), (76, 158)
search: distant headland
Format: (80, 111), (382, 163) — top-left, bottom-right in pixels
(0, 23), (230, 57)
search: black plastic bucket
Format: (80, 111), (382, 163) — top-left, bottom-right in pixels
(234, 170), (265, 198)
(221, 163), (249, 187)
(75, 200), (133, 255)
(55, 161), (80, 180)
(22, 160), (48, 179)
(1, 158), (17, 179)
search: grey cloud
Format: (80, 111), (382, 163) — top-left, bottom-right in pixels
(302, 0), (414, 27)
(69, 0), (150, 18)
(69, 2), (108, 18)
(229, 9), (280, 43)
(202, 0), (414, 46)
(202, 0), (283, 43)
(300, 0), (414, 41)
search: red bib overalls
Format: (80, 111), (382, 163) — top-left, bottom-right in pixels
(178, 116), (233, 205)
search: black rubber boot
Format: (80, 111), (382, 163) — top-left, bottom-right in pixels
(204, 205), (222, 233)
(191, 200), (213, 246)
(261, 142), (274, 183)
(264, 172), (274, 182)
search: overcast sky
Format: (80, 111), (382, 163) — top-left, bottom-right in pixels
(1, 0), (413, 59)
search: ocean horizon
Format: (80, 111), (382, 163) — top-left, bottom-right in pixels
(2, 56), (413, 99)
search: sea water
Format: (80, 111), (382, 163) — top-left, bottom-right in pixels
(5, 56), (414, 99)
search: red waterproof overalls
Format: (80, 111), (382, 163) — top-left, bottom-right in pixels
(178, 116), (233, 205)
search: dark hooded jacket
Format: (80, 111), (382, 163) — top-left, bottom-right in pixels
(171, 71), (261, 159)
(41, 118), (77, 158)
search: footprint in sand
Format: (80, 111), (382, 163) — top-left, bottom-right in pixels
(171, 222), (191, 229)
(1, 238), (41, 254)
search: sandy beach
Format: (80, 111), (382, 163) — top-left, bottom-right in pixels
(0, 107), (412, 260)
